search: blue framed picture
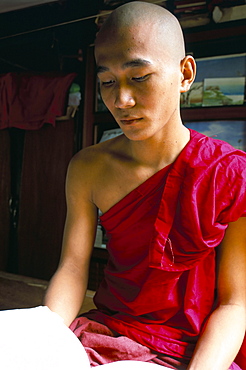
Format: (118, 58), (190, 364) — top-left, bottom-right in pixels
(185, 120), (246, 152)
(181, 53), (246, 108)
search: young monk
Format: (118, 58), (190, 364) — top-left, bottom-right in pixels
(44, 2), (246, 369)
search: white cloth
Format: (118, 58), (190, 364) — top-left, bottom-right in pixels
(0, 306), (168, 370)
(0, 306), (90, 370)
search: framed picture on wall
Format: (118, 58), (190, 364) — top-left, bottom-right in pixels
(185, 120), (246, 151)
(181, 53), (246, 108)
(203, 77), (245, 106)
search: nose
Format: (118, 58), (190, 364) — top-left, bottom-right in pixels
(114, 86), (136, 109)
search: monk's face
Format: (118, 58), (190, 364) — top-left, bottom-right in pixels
(95, 21), (186, 141)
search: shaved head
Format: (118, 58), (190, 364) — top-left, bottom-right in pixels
(95, 1), (186, 62)
(94, 1), (196, 143)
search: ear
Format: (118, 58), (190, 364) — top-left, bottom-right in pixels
(180, 55), (196, 93)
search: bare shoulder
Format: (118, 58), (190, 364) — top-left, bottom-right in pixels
(70, 135), (124, 175)
(66, 135), (126, 205)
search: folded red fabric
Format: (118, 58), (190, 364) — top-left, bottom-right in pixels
(70, 317), (192, 369)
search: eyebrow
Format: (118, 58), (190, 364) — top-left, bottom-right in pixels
(97, 58), (152, 74)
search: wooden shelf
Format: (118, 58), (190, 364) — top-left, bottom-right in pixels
(92, 105), (246, 143)
(184, 19), (246, 44)
(94, 105), (246, 125)
(184, 20), (246, 58)
(181, 105), (246, 122)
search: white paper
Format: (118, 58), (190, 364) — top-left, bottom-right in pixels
(0, 306), (90, 370)
(0, 306), (171, 370)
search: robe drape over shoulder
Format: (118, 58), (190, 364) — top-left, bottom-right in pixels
(85, 129), (246, 365)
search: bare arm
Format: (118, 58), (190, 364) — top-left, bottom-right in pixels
(188, 217), (246, 370)
(44, 153), (98, 327)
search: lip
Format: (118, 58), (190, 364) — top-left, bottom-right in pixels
(120, 117), (143, 125)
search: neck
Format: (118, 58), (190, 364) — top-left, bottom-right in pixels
(126, 124), (190, 170)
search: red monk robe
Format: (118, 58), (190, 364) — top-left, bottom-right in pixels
(71, 129), (246, 369)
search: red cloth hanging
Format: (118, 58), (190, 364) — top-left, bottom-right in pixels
(0, 72), (76, 130)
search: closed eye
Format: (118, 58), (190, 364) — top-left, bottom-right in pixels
(100, 73), (150, 86)
(101, 80), (114, 86)
(132, 74), (150, 82)
(101, 80), (115, 87)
